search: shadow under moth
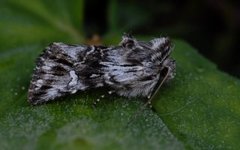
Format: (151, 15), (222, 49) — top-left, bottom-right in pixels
(28, 34), (176, 105)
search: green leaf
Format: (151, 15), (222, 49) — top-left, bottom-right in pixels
(0, 0), (240, 150)
(153, 40), (240, 149)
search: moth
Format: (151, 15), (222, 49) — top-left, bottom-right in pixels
(28, 34), (176, 105)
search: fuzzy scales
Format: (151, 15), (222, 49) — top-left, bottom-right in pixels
(28, 34), (176, 105)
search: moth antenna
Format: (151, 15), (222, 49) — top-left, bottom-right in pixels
(126, 67), (171, 126)
(148, 67), (171, 103)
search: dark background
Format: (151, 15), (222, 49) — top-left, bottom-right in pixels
(83, 0), (240, 78)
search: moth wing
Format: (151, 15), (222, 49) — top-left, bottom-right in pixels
(28, 43), (90, 105)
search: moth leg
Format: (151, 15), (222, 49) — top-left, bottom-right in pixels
(126, 67), (171, 126)
(146, 66), (171, 106)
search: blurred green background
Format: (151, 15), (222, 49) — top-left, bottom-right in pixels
(84, 0), (240, 78)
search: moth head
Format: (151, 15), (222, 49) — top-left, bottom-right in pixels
(148, 37), (174, 65)
(120, 34), (172, 52)
(120, 33), (138, 50)
(149, 37), (171, 52)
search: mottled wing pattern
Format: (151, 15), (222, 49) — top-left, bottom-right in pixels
(28, 35), (176, 105)
(28, 43), (105, 105)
